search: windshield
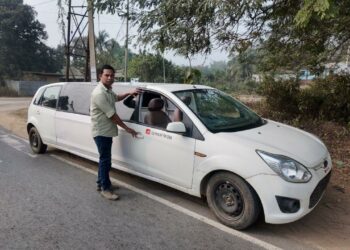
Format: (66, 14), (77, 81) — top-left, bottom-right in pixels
(174, 89), (264, 133)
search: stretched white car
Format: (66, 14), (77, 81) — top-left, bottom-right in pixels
(27, 82), (332, 229)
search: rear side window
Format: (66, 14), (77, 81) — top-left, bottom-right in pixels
(39, 86), (61, 109)
(33, 88), (45, 105)
(58, 83), (95, 115)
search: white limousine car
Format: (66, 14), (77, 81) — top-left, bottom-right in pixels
(27, 82), (332, 229)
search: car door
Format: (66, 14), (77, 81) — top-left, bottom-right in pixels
(34, 85), (61, 145)
(116, 91), (197, 188)
(111, 90), (147, 173)
(55, 83), (97, 158)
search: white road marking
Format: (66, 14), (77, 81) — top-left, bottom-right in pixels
(50, 154), (282, 250)
(0, 134), (36, 158)
(11, 134), (29, 144)
(26, 153), (37, 158)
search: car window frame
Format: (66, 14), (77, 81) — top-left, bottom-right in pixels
(135, 89), (204, 140)
(57, 83), (96, 116)
(37, 85), (62, 109)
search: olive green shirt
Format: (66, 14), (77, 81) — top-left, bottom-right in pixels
(90, 83), (118, 137)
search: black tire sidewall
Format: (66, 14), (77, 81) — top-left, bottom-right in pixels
(206, 172), (260, 230)
(29, 127), (46, 154)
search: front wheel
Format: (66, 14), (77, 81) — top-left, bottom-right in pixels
(206, 172), (261, 230)
(29, 127), (47, 154)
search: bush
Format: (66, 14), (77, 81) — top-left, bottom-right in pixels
(302, 75), (350, 122)
(298, 87), (324, 118)
(258, 74), (350, 123)
(258, 76), (300, 116)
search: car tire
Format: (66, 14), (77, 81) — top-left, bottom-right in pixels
(29, 127), (47, 154)
(206, 172), (260, 230)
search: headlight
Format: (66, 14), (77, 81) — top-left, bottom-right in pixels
(256, 150), (312, 183)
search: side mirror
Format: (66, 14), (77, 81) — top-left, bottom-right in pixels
(166, 122), (186, 134)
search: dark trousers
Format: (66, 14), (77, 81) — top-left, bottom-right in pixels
(93, 136), (113, 190)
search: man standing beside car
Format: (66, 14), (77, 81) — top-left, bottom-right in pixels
(91, 64), (139, 200)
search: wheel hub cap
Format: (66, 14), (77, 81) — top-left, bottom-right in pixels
(222, 194), (235, 206)
(31, 134), (38, 147)
(215, 182), (243, 216)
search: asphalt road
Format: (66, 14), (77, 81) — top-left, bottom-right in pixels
(0, 127), (269, 250)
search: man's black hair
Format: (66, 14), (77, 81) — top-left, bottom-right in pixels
(99, 64), (115, 74)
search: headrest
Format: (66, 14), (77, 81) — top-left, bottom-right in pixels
(148, 98), (164, 111)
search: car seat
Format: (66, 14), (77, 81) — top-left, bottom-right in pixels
(144, 98), (171, 128)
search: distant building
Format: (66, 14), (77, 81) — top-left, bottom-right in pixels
(251, 61), (350, 85)
(22, 71), (63, 83)
(323, 62), (350, 75)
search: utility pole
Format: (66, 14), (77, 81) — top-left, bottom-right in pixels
(346, 45), (350, 67)
(65, 0), (72, 81)
(162, 53), (166, 83)
(124, 0), (129, 82)
(88, 0), (97, 82)
(64, 0), (95, 82)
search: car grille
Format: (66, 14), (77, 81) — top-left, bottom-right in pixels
(309, 171), (331, 209)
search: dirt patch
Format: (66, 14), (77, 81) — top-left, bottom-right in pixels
(304, 121), (350, 193)
(0, 108), (28, 138)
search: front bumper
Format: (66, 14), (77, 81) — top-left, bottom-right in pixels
(247, 165), (331, 224)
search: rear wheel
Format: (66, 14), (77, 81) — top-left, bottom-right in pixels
(206, 172), (260, 230)
(29, 127), (47, 154)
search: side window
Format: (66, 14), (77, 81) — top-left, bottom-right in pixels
(139, 92), (162, 124)
(139, 92), (194, 137)
(116, 94), (139, 121)
(165, 98), (195, 137)
(39, 86), (61, 109)
(33, 88), (45, 105)
(175, 91), (197, 113)
(57, 83), (95, 115)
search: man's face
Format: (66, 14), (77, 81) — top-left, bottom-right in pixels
(99, 69), (115, 88)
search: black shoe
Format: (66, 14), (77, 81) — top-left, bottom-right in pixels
(97, 185), (102, 192)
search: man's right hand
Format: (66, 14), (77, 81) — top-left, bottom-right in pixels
(126, 127), (137, 137)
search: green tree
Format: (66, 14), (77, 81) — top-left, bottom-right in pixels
(96, 31), (134, 73)
(0, 0), (63, 83)
(94, 0), (350, 73)
(228, 49), (258, 83)
(128, 52), (184, 83)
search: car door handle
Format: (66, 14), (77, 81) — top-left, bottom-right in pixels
(135, 132), (144, 139)
(36, 110), (40, 115)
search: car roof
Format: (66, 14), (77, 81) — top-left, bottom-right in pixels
(47, 82), (213, 93)
(140, 83), (213, 92)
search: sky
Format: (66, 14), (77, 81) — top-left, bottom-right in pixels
(23, 0), (229, 66)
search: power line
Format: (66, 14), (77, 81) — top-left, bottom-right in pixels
(33, 0), (56, 7)
(115, 18), (125, 42)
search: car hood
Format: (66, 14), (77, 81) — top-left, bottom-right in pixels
(217, 120), (328, 168)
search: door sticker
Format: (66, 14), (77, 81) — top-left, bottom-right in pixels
(145, 128), (172, 140)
